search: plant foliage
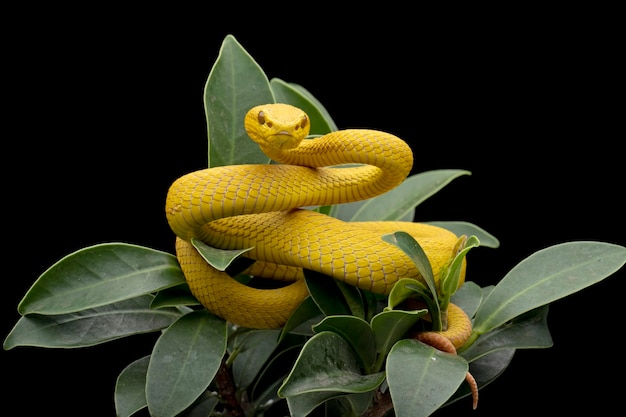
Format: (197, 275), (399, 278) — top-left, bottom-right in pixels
(4, 34), (626, 417)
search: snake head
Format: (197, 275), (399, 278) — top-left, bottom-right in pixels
(244, 103), (310, 150)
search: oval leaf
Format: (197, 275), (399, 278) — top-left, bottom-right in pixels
(204, 34), (273, 167)
(146, 310), (227, 417)
(191, 238), (253, 271)
(330, 169), (471, 222)
(115, 355), (150, 417)
(279, 296), (322, 340)
(371, 309), (426, 357)
(383, 232), (441, 328)
(231, 329), (281, 390)
(304, 269), (352, 317)
(386, 338), (468, 417)
(445, 348), (516, 406)
(450, 281), (483, 319)
(426, 221), (500, 248)
(278, 330), (385, 395)
(150, 284), (200, 309)
(18, 243), (184, 315)
(461, 305), (552, 362)
(473, 241), (626, 334)
(279, 331), (385, 417)
(312, 315), (376, 371)
(4, 295), (181, 349)
(270, 78), (337, 134)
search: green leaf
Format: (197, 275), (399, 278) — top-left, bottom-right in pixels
(382, 232), (441, 329)
(445, 348), (516, 406)
(312, 315), (376, 372)
(115, 355), (150, 417)
(176, 392), (220, 417)
(330, 169), (471, 222)
(278, 332), (385, 417)
(450, 281), (483, 319)
(371, 309), (427, 357)
(250, 344), (303, 409)
(231, 329), (281, 390)
(17, 243), (184, 315)
(473, 241), (626, 335)
(335, 280), (367, 320)
(4, 295), (181, 349)
(461, 305), (552, 361)
(386, 338), (468, 417)
(204, 34), (274, 168)
(385, 277), (431, 311)
(323, 392), (375, 417)
(146, 310), (227, 417)
(279, 296), (322, 340)
(439, 235), (480, 301)
(190, 238), (253, 271)
(270, 78), (337, 134)
(151, 283), (200, 309)
(426, 221), (500, 248)
(304, 269), (352, 317)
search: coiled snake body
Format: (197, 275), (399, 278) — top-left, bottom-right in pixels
(165, 103), (468, 334)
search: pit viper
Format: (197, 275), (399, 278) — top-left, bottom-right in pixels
(165, 103), (471, 344)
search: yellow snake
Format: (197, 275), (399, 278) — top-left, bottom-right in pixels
(165, 103), (469, 338)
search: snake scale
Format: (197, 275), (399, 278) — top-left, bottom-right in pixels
(165, 103), (471, 346)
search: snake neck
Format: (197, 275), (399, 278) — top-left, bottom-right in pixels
(165, 129), (413, 241)
(261, 129), (412, 173)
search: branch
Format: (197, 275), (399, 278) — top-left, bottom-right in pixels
(215, 357), (245, 417)
(363, 388), (394, 417)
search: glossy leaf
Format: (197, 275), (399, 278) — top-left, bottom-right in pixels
(371, 309), (426, 357)
(18, 243), (184, 315)
(150, 284), (200, 309)
(250, 344), (303, 410)
(439, 235), (480, 300)
(115, 355), (150, 417)
(385, 277), (430, 311)
(335, 280), (367, 320)
(312, 315), (376, 371)
(383, 232), (441, 329)
(426, 221), (500, 248)
(445, 348), (516, 406)
(304, 269), (351, 317)
(204, 34), (273, 168)
(176, 392), (220, 417)
(450, 281), (483, 319)
(231, 329), (281, 390)
(191, 238), (253, 271)
(270, 78), (337, 134)
(278, 332), (385, 417)
(4, 295), (181, 349)
(386, 338), (468, 417)
(460, 305), (553, 361)
(330, 169), (471, 222)
(146, 310), (227, 417)
(473, 241), (626, 335)
(279, 296), (322, 340)
(323, 392), (375, 417)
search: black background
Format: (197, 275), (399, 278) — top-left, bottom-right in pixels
(4, 6), (624, 416)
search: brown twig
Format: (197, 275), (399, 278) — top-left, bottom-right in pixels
(363, 388), (394, 417)
(215, 357), (245, 417)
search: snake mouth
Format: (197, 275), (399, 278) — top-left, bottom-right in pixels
(266, 133), (297, 150)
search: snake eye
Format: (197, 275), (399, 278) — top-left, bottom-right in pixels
(299, 115), (308, 130)
(257, 111), (265, 125)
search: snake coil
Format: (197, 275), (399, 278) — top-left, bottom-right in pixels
(165, 103), (467, 331)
